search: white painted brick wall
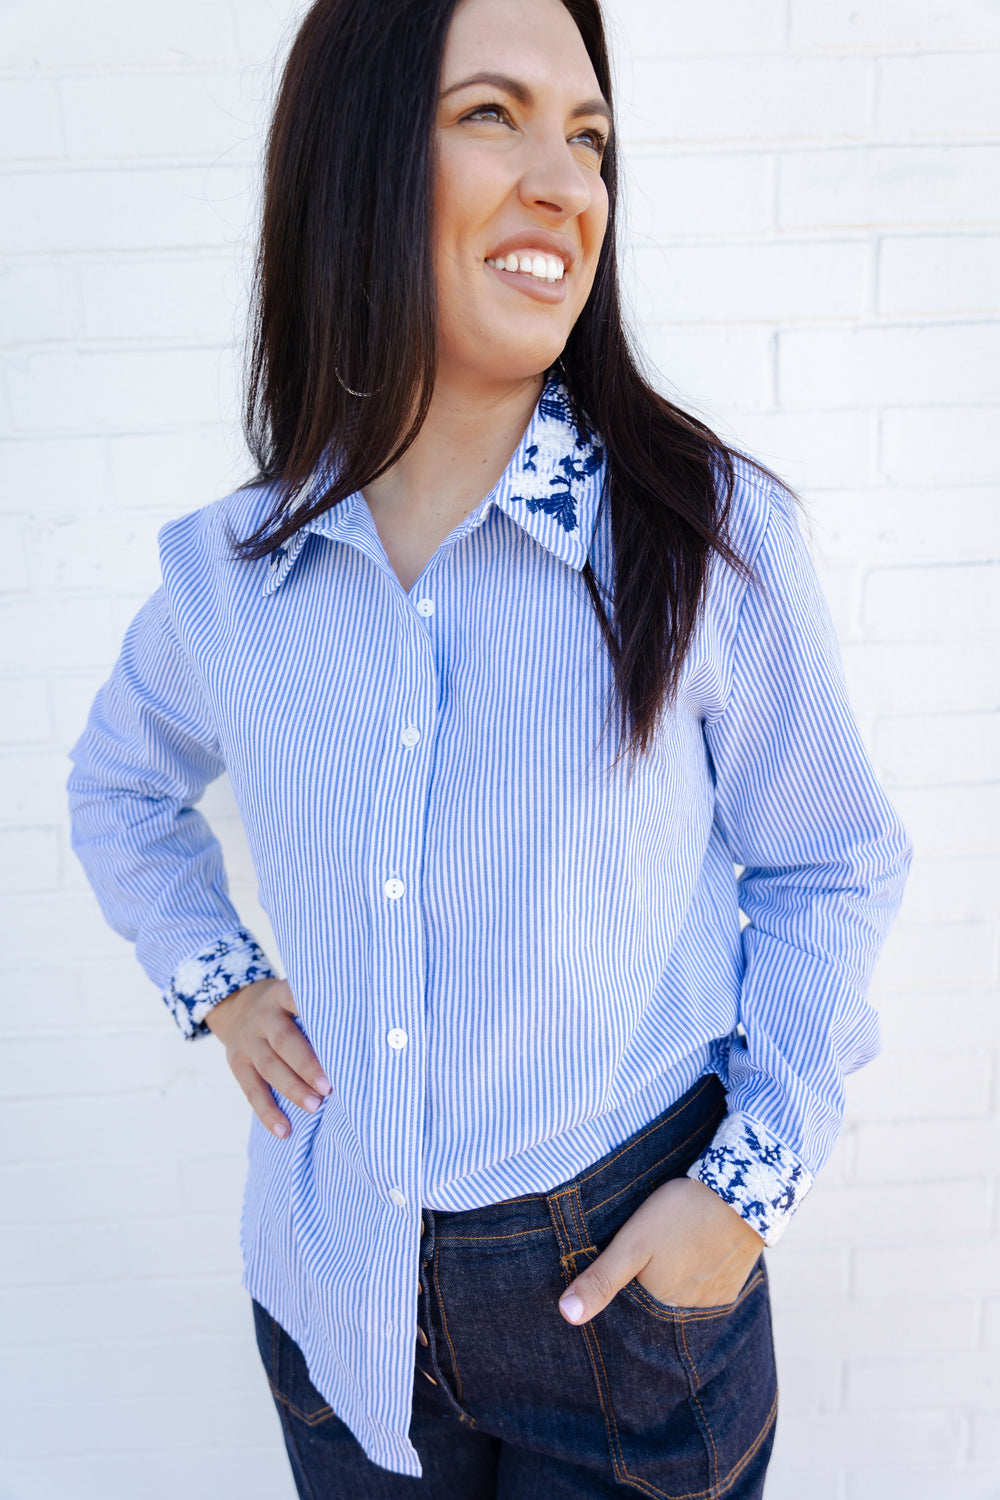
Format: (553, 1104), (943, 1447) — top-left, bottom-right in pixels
(0, 0), (996, 1496)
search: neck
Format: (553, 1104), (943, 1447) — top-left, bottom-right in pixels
(363, 367), (546, 520)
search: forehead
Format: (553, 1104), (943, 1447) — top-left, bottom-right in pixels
(442, 0), (601, 95)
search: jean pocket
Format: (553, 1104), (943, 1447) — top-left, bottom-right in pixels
(553, 1190), (777, 1499)
(252, 1298), (337, 1427)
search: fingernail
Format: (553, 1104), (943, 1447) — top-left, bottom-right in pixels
(303, 1094), (321, 1113)
(273, 1119), (290, 1138)
(560, 1293), (585, 1324)
(315, 1075), (332, 1096)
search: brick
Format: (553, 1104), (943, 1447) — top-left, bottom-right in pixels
(0, 165), (251, 254)
(807, 489), (1000, 564)
(108, 428), (244, 511)
(624, 152), (773, 239)
(0, 1446), (296, 1500)
(986, 1300), (1000, 1349)
(855, 1118), (1000, 1183)
(0, 1157), (182, 1226)
(779, 146), (1000, 229)
(768, 1409), (962, 1468)
(765, 1473), (840, 1500)
(872, 920), (998, 990)
(603, 0), (788, 58)
(790, 1181), (991, 1245)
(0, 1273), (247, 1344)
(790, 0), (1000, 49)
(873, 990), (999, 1053)
(779, 324), (1000, 409)
(0, 514), (29, 591)
(0, 1389), (272, 1461)
(0, 80), (62, 160)
(0, 677), (51, 745)
(51, 670), (114, 746)
(889, 786), (1000, 857)
(895, 858), (1000, 925)
(636, 325), (773, 413)
(719, 409), (875, 489)
(845, 1351), (1000, 1410)
(81, 255), (236, 342)
(766, 1245), (850, 1300)
(627, 55), (869, 143)
(0, 892), (135, 964)
(0, 1032), (187, 1102)
(61, 72), (252, 161)
(1, 751), (84, 825)
(847, 1468), (1000, 1500)
(840, 640), (1000, 715)
(0, 260), (81, 345)
(0, 0), (237, 68)
(0, 1089), (247, 1168)
(855, 1239), (1000, 1300)
(24, 511), (165, 592)
(881, 406), (1000, 486)
(630, 239), (867, 324)
(769, 1357), (841, 1418)
(1, 1334), (262, 1402)
(0, 828), (60, 893)
(7, 347), (230, 435)
(879, 234), (1000, 315)
(812, 562), (859, 639)
(874, 713), (1000, 787)
(971, 1411), (1000, 1461)
(845, 1047), (992, 1121)
(771, 1295), (978, 1358)
(0, 436), (109, 517)
(877, 55), (1000, 138)
(863, 563), (1000, 640)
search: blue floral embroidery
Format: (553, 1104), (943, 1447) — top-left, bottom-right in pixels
(507, 378), (605, 535)
(163, 925), (277, 1040)
(686, 1111), (814, 1248)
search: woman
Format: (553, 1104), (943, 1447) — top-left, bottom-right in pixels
(66, 0), (912, 1494)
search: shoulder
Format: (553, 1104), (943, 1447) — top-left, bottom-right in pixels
(716, 447), (796, 573)
(156, 478), (280, 591)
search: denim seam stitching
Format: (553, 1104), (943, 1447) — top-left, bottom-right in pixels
(432, 1243), (468, 1414)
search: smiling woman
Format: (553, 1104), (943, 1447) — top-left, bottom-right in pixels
(65, 0), (913, 1496)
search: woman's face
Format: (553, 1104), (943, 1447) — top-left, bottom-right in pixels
(434, 0), (611, 389)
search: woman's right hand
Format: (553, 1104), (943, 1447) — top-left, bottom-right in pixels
(204, 977), (331, 1138)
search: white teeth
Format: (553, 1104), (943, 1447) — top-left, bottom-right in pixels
(489, 251), (568, 281)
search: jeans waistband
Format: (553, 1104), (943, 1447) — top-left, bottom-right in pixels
(427, 1072), (726, 1248)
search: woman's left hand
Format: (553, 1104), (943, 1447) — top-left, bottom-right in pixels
(557, 1176), (764, 1325)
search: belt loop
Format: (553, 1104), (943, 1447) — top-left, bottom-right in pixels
(546, 1183), (595, 1286)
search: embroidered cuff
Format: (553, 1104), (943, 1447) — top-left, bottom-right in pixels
(686, 1111), (814, 1248)
(162, 926), (277, 1040)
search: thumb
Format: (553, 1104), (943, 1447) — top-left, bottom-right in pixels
(558, 1237), (639, 1326)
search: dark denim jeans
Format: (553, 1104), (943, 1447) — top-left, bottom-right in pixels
(253, 1072), (778, 1498)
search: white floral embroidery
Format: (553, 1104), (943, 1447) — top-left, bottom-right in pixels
(686, 1111), (814, 1248)
(163, 926), (277, 1040)
(506, 379), (604, 534)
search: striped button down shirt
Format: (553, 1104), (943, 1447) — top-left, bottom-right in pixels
(66, 376), (911, 1478)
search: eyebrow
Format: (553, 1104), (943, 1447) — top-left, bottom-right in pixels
(440, 71), (612, 126)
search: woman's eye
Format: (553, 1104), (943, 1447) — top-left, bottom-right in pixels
(573, 128), (607, 155)
(463, 103), (509, 125)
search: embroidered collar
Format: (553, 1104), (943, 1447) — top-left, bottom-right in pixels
(261, 373), (605, 596)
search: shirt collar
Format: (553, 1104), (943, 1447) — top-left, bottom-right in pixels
(261, 372), (605, 597)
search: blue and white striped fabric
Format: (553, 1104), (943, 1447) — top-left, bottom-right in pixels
(67, 375), (911, 1479)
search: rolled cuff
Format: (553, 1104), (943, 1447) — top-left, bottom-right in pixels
(686, 1110), (814, 1248)
(163, 926), (278, 1039)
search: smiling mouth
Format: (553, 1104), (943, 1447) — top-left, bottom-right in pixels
(485, 251), (566, 284)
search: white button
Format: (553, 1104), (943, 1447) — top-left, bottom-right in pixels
(387, 1028), (408, 1051)
(389, 1188), (406, 1208)
(383, 877), (405, 900)
(400, 726), (420, 748)
(415, 597), (435, 617)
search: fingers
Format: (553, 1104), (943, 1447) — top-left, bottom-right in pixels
(559, 1235), (640, 1326)
(236, 1062), (293, 1139)
(267, 1012), (331, 1098)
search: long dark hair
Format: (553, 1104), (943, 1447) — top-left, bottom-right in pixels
(230, 0), (779, 761)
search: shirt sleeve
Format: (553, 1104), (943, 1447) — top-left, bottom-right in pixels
(66, 584), (277, 1039)
(685, 481), (912, 1247)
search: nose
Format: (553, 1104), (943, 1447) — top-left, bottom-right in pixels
(517, 131), (593, 221)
